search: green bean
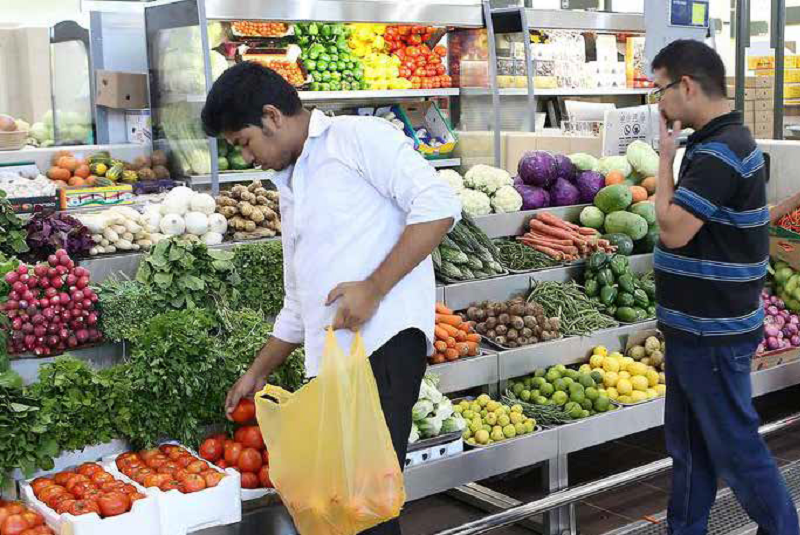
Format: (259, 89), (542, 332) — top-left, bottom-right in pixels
(527, 280), (618, 336)
(493, 239), (559, 272)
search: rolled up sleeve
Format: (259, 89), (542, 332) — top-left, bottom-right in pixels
(353, 118), (462, 229)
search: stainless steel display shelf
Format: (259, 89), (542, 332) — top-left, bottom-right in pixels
(462, 88), (650, 97)
(203, 0), (484, 27)
(404, 427), (559, 501)
(429, 158), (461, 169)
(191, 170), (277, 186)
(10, 342), (126, 385)
(497, 322), (657, 382)
(299, 88), (459, 102)
(430, 351), (499, 395)
(491, 8), (644, 34)
(436, 285), (445, 303)
(473, 205), (588, 239)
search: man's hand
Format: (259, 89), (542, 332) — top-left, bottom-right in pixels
(659, 115), (682, 164)
(225, 371), (266, 420)
(325, 279), (383, 332)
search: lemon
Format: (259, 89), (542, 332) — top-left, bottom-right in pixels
(603, 358), (620, 373)
(628, 362), (647, 377)
(655, 384), (667, 396)
(646, 388), (658, 399)
(475, 429), (490, 444)
(485, 413), (498, 426)
(491, 428), (505, 442)
(459, 400), (470, 410)
(480, 410), (489, 419)
(467, 438), (476, 445)
(453, 405), (464, 414)
(616, 378), (633, 395)
(610, 351), (624, 359)
(486, 401), (499, 412)
(579, 364), (592, 374)
(632, 376), (649, 392)
(620, 357), (635, 371)
(510, 412), (524, 425)
(477, 394), (491, 407)
(523, 420), (535, 434)
(503, 424), (517, 438)
(659, 372), (666, 385)
(511, 404), (523, 414)
(463, 410), (475, 420)
(606, 387), (619, 400)
(515, 423), (526, 436)
(593, 345), (608, 357)
(618, 371), (631, 380)
(619, 395), (632, 404)
(646, 370), (660, 387)
(463, 429), (472, 440)
(498, 415), (511, 427)
(604, 371), (619, 388)
(483, 424), (492, 433)
(631, 391), (648, 403)
(589, 354), (605, 368)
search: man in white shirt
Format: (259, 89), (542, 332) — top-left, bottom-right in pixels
(202, 62), (461, 534)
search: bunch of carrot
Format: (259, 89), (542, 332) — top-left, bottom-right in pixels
(431, 302), (481, 364)
(516, 212), (617, 262)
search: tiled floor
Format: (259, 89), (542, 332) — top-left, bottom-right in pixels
(401, 384), (800, 535)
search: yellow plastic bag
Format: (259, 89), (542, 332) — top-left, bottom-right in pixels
(255, 329), (405, 535)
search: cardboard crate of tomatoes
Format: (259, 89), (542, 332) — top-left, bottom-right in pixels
(430, 302), (481, 364)
(384, 25), (451, 90)
(20, 462), (160, 535)
(198, 398), (275, 501)
(104, 445), (240, 535)
(0, 500), (54, 535)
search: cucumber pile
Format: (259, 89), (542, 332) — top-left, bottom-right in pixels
(583, 251), (656, 323)
(433, 214), (508, 283)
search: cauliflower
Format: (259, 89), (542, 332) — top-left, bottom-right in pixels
(438, 169), (465, 192)
(491, 185), (523, 213)
(458, 189), (492, 216)
(464, 164), (513, 195)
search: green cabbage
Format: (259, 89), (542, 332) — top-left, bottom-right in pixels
(418, 415), (444, 438)
(568, 153), (599, 172)
(625, 140), (659, 178)
(434, 398), (454, 421)
(412, 399), (434, 421)
(418, 376), (443, 404)
(408, 422), (420, 444)
(441, 415), (466, 434)
(598, 156), (632, 178)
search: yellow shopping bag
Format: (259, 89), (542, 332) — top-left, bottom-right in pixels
(255, 329), (405, 535)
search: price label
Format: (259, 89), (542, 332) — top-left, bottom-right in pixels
(670, 0), (709, 28)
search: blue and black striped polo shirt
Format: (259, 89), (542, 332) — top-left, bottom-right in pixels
(654, 111), (769, 345)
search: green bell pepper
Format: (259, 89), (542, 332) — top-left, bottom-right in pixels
(609, 255), (630, 277)
(585, 279), (599, 297)
(633, 289), (650, 308)
(618, 274), (636, 294)
(600, 285), (618, 307)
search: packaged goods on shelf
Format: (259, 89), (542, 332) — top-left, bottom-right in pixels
(626, 36), (653, 89)
(0, 164), (59, 213)
(231, 21), (290, 38)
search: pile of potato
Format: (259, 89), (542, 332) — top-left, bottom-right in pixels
(216, 180), (281, 238)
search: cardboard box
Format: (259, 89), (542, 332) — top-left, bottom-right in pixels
(752, 347), (800, 371)
(755, 99), (773, 112)
(396, 102), (457, 157)
(756, 88), (774, 101)
(95, 70), (149, 109)
(728, 86), (755, 100)
(769, 191), (800, 270)
(754, 123), (773, 138)
(729, 99), (755, 112)
(727, 76), (758, 88)
(60, 184), (135, 209)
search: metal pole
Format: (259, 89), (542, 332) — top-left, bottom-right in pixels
(197, 0), (220, 195)
(735, 0), (750, 113)
(519, 7), (536, 132)
(484, 0), (503, 169)
(433, 412), (800, 535)
(772, 0), (786, 139)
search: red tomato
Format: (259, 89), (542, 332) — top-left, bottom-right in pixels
(76, 463), (103, 478)
(81, 489), (103, 502)
(64, 475), (91, 494)
(128, 493), (146, 505)
(55, 499), (77, 515)
(69, 500), (101, 517)
(230, 399), (255, 424)
(120, 484), (139, 496)
(204, 471), (224, 488)
(199, 438), (223, 462)
(262, 450), (270, 466)
(20, 512), (42, 528)
(52, 472), (74, 487)
(101, 481), (126, 494)
(44, 494), (70, 512)
(21, 528), (53, 535)
(90, 472), (114, 486)
(0, 508), (11, 527)
(157, 461), (180, 475)
(68, 481), (97, 499)
(258, 465), (273, 488)
(37, 486), (67, 505)
(139, 449), (161, 463)
(224, 442), (243, 466)
(434, 45), (447, 56)
(159, 479), (182, 492)
(1, 515), (30, 535)
(4, 505), (23, 516)
(143, 474), (170, 489)
(30, 479), (54, 497)
(131, 467), (154, 483)
(238, 448), (263, 473)
(186, 460), (208, 475)
(173, 469), (190, 482)
(436, 65), (446, 76)
(240, 472), (259, 489)
(238, 426), (264, 450)
(98, 492), (130, 518)
(215, 459), (229, 469)
(175, 455), (195, 468)
(181, 474), (207, 494)
(146, 455), (169, 470)
(159, 444), (179, 455)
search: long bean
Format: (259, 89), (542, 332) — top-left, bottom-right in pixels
(527, 280), (618, 336)
(503, 391), (573, 426)
(493, 239), (559, 271)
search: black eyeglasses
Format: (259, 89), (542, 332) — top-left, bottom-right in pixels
(647, 80), (681, 104)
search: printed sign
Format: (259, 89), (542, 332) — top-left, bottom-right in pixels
(670, 0), (710, 28)
(602, 104), (659, 157)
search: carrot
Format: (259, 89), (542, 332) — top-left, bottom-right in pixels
(578, 227), (599, 236)
(529, 244), (565, 260)
(436, 314), (463, 327)
(434, 326), (449, 341)
(536, 212), (582, 232)
(529, 219), (588, 244)
(466, 341), (479, 356)
(444, 348), (459, 361)
(435, 302), (453, 315)
(455, 342), (470, 357)
(455, 330), (467, 342)
(431, 353), (446, 364)
(466, 333), (481, 343)
(434, 340), (447, 352)
(439, 323), (460, 337)
(519, 237), (579, 255)
(524, 232), (575, 246)
(446, 337), (457, 348)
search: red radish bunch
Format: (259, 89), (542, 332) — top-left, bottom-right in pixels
(3, 249), (102, 356)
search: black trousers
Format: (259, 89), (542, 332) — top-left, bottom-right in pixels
(361, 328), (428, 535)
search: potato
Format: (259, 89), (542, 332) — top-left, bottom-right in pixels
(250, 208), (265, 223)
(263, 207), (277, 221)
(219, 206), (237, 218)
(254, 187), (268, 197)
(256, 195), (269, 205)
(239, 202), (254, 217)
(244, 220), (257, 232)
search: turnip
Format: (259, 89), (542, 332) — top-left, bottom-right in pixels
(17, 265), (27, 275)
(5, 271), (18, 284)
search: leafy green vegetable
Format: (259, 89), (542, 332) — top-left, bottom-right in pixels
(0, 384), (57, 486)
(0, 191), (29, 258)
(136, 238), (240, 310)
(231, 241), (285, 318)
(95, 277), (163, 343)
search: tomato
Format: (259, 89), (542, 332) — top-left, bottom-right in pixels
(20, 512), (42, 528)
(77, 463), (104, 478)
(199, 438), (223, 462)
(131, 468), (154, 483)
(128, 493), (146, 505)
(64, 475), (91, 494)
(98, 492), (130, 517)
(4, 505), (23, 517)
(240, 472), (259, 489)
(434, 45), (447, 56)
(175, 455), (194, 468)
(139, 449), (161, 463)
(224, 442), (243, 466)
(52, 471), (74, 487)
(81, 488), (103, 502)
(258, 465), (273, 488)
(90, 472), (114, 486)
(0, 508), (10, 528)
(204, 471), (224, 488)
(436, 65), (446, 76)
(120, 484), (139, 496)
(146, 455), (169, 469)
(238, 448), (263, 474)
(44, 493), (70, 511)
(181, 474), (207, 494)
(157, 462), (180, 475)
(159, 479), (182, 492)
(121, 462), (143, 477)
(159, 444), (179, 455)
(69, 500), (100, 517)
(238, 426), (264, 450)
(20, 529), (50, 535)
(167, 449), (187, 461)
(30, 479), (54, 497)
(101, 481), (126, 493)
(116, 457), (141, 472)
(1, 515), (30, 535)
(68, 481), (97, 499)
(186, 460), (209, 474)
(262, 450), (270, 466)
(230, 399), (255, 424)
(55, 499), (76, 514)
(215, 459), (228, 469)
(209, 433), (228, 443)
(38, 486), (67, 504)
(142, 474), (170, 489)
(173, 469), (190, 482)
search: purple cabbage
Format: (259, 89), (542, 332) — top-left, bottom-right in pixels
(550, 177), (581, 207)
(575, 171), (605, 204)
(24, 212), (94, 262)
(513, 175), (524, 187)
(515, 184), (550, 210)
(554, 154), (577, 182)
(518, 151), (557, 188)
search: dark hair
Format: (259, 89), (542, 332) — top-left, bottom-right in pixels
(652, 39), (727, 98)
(201, 61), (303, 136)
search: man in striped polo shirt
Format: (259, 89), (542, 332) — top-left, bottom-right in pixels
(652, 40), (799, 535)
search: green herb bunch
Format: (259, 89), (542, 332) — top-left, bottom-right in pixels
(0, 191), (29, 258)
(95, 277), (163, 343)
(231, 241), (285, 317)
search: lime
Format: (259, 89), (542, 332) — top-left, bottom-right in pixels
(470, 403), (481, 413)
(463, 410), (474, 420)
(580, 374), (596, 389)
(540, 383), (555, 397)
(531, 389), (541, 399)
(569, 382), (584, 393)
(515, 423), (526, 436)
(563, 377), (574, 387)
(553, 378), (567, 392)
(594, 396), (610, 412)
(565, 401), (579, 413)
(523, 420), (535, 434)
(581, 398), (593, 410)
(570, 390), (586, 404)
(567, 404), (583, 419)
(581, 409), (590, 418)
(565, 369), (579, 380)
(475, 429), (490, 444)
(480, 409), (488, 419)
(510, 412), (524, 425)
(520, 390), (532, 402)
(534, 368), (546, 378)
(535, 396), (549, 405)
(503, 424), (517, 438)
(467, 438), (476, 445)
(545, 369), (561, 383)
(555, 364), (567, 373)
(552, 391), (569, 406)
(579, 364), (592, 374)
(591, 371), (604, 384)
(532, 377), (547, 389)
(523, 378), (533, 389)
(585, 387), (599, 401)
(469, 421), (482, 434)
(498, 414), (510, 427)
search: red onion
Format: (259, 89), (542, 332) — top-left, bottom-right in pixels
(33, 325), (46, 337)
(5, 300), (18, 310)
(8, 291), (19, 301)
(33, 264), (48, 277)
(47, 267), (57, 278)
(767, 337), (781, 350)
(75, 329), (89, 343)
(67, 336), (78, 348)
(76, 276), (89, 290)
(19, 274), (29, 284)
(11, 318), (22, 331)
(47, 255), (58, 267)
(73, 267), (89, 278)
(51, 277), (63, 289)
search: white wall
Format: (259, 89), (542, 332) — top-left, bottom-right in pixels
(0, 0), (86, 27)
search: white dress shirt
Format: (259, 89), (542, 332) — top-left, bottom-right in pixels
(271, 109), (462, 377)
